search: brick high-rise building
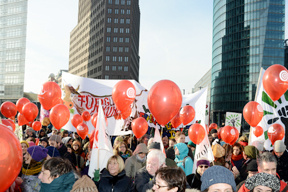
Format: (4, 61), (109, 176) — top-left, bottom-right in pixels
(69, 0), (140, 81)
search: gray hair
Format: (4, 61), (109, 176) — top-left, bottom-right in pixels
(257, 152), (277, 168)
(147, 149), (166, 167)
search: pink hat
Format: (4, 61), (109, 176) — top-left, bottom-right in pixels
(28, 141), (35, 147)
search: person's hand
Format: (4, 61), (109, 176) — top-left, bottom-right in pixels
(232, 166), (240, 178)
(15, 177), (23, 185)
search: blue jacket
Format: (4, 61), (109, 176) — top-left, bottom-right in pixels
(174, 143), (193, 176)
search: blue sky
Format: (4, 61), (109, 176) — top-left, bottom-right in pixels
(24, 0), (286, 94)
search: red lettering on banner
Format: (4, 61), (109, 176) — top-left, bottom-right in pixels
(78, 95), (85, 107)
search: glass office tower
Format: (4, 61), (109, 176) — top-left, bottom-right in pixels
(0, 0), (28, 102)
(211, 0), (285, 129)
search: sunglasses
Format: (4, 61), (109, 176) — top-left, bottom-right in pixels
(199, 165), (209, 168)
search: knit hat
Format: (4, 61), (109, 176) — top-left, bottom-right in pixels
(20, 140), (29, 148)
(212, 143), (225, 158)
(49, 135), (62, 143)
(27, 146), (48, 162)
(210, 129), (218, 134)
(148, 142), (160, 150)
(62, 136), (72, 145)
(70, 175), (98, 192)
(28, 141), (35, 147)
(26, 127), (33, 133)
(245, 172), (280, 192)
(246, 159), (258, 172)
(201, 166), (236, 191)
(115, 136), (123, 142)
(273, 140), (286, 153)
(39, 137), (49, 145)
(244, 146), (259, 159)
(46, 146), (60, 158)
(252, 140), (264, 152)
(133, 143), (148, 155)
(197, 157), (210, 167)
(188, 141), (196, 148)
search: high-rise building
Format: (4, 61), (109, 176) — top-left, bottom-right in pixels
(69, 0), (140, 81)
(0, 0), (28, 102)
(211, 0), (285, 129)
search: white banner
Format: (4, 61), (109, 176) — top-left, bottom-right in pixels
(225, 112), (242, 132)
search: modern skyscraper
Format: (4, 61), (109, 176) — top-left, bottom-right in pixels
(0, 0), (28, 102)
(69, 0), (140, 81)
(211, 0), (285, 129)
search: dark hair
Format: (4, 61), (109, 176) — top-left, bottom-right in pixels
(170, 138), (176, 143)
(43, 157), (73, 179)
(233, 142), (243, 153)
(223, 144), (233, 158)
(155, 167), (186, 192)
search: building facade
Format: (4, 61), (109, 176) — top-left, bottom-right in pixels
(69, 0), (140, 81)
(211, 0), (285, 129)
(194, 68), (211, 103)
(0, 0), (28, 102)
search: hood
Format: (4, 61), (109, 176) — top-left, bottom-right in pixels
(62, 137), (72, 145)
(174, 143), (188, 160)
(133, 143), (148, 155)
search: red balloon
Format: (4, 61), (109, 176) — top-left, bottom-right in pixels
(1, 119), (13, 131)
(267, 124), (285, 145)
(32, 121), (42, 131)
(243, 101), (263, 127)
(22, 102), (39, 122)
(7, 119), (15, 132)
(209, 123), (218, 132)
(112, 80), (136, 112)
(230, 127), (239, 145)
(16, 98), (30, 114)
(27, 121), (33, 127)
(132, 117), (148, 139)
(253, 126), (263, 137)
(0, 101), (17, 119)
(50, 104), (70, 130)
(82, 111), (91, 121)
(263, 64), (288, 101)
(180, 105), (195, 125)
(171, 112), (182, 128)
(188, 124), (205, 144)
(17, 113), (29, 126)
(71, 114), (83, 128)
(221, 126), (236, 144)
(0, 125), (23, 191)
(147, 80), (182, 126)
(77, 122), (89, 140)
(38, 81), (62, 110)
(91, 113), (108, 128)
(218, 127), (223, 140)
(121, 107), (131, 119)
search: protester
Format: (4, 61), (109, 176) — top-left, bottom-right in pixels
(223, 144), (234, 170)
(21, 140), (29, 154)
(62, 136), (73, 146)
(162, 135), (169, 149)
(72, 140), (85, 158)
(232, 142), (244, 171)
(187, 141), (196, 159)
(46, 146), (60, 159)
(113, 141), (132, 162)
(169, 138), (176, 147)
(38, 129), (47, 139)
(21, 146), (48, 191)
(147, 137), (154, 148)
(113, 136), (124, 148)
(148, 142), (177, 167)
(39, 137), (49, 148)
(27, 140), (36, 147)
(238, 136), (249, 147)
(125, 143), (148, 179)
(135, 149), (166, 192)
(201, 166), (237, 192)
(95, 155), (133, 192)
(139, 134), (149, 146)
(24, 128), (36, 140)
(212, 143), (225, 166)
(174, 132), (194, 160)
(252, 140), (265, 154)
(187, 157), (210, 190)
(245, 173), (280, 192)
(210, 129), (218, 139)
(38, 157), (75, 191)
(236, 159), (258, 191)
(174, 143), (193, 176)
(272, 140), (288, 181)
(208, 133), (213, 145)
(49, 135), (68, 157)
(61, 130), (69, 138)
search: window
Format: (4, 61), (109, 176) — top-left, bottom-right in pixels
(125, 47), (129, 52)
(106, 47), (111, 52)
(105, 66), (109, 71)
(113, 56), (117, 62)
(126, 19), (130, 24)
(121, 9), (125, 14)
(120, 19), (124, 24)
(126, 28), (130, 33)
(108, 0), (112, 4)
(115, 9), (119, 14)
(113, 37), (118, 42)
(119, 47), (123, 52)
(107, 18), (111, 23)
(120, 28), (124, 33)
(119, 37), (123, 42)
(127, 9), (130, 14)
(121, 0), (125, 5)
(127, 0), (131, 5)
(114, 28), (118, 33)
(125, 38), (129, 43)
(114, 18), (118, 23)
(124, 57), (128, 62)
(112, 66), (116, 71)
(107, 37), (111, 42)
(124, 66), (128, 71)
(115, 0), (119, 4)
(118, 75), (122, 79)
(107, 28), (111, 33)
(105, 75), (109, 79)
(106, 56), (110, 61)
(118, 66), (123, 71)
(113, 47), (117, 52)
(108, 8), (112, 14)
(119, 56), (123, 62)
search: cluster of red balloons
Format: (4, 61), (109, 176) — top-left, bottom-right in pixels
(171, 105), (196, 128)
(218, 126), (239, 145)
(243, 101), (264, 137)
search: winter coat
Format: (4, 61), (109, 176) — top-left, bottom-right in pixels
(235, 159), (253, 185)
(134, 167), (154, 192)
(95, 168), (133, 192)
(187, 172), (201, 190)
(124, 155), (146, 179)
(39, 171), (75, 192)
(21, 175), (41, 192)
(57, 143), (68, 157)
(231, 153), (244, 171)
(273, 150), (288, 182)
(174, 143), (193, 176)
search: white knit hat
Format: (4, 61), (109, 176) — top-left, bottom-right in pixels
(273, 140), (286, 153)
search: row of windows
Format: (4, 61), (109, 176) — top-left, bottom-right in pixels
(5, 75), (20, 84)
(6, 41), (21, 49)
(107, 17), (130, 24)
(106, 46), (129, 52)
(105, 56), (129, 62)
(108, 8), (130, 15)
(6, 63), (20, 72)
(105, 65), (128, 71)
(107, 36), (130, 43)
(104, 75), (129, 79)
(107, 26), (130, 33)
(108, 0), (131, 6)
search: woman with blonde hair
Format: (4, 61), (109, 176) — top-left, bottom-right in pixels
(113, 141), (132, 162)
(95, 155), (133, 192)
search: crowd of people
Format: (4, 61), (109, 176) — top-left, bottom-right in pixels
(6, 125), (288, 192)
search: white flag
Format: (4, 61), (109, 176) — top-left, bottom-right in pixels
(88, 102), (114, 177)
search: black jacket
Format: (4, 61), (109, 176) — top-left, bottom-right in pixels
(235, 159), (254, 185)
(95, 168), (134, 192)
(187, 172), (201, 190)
(134, 167), (154, 192)
(274, 150), (288, 182)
